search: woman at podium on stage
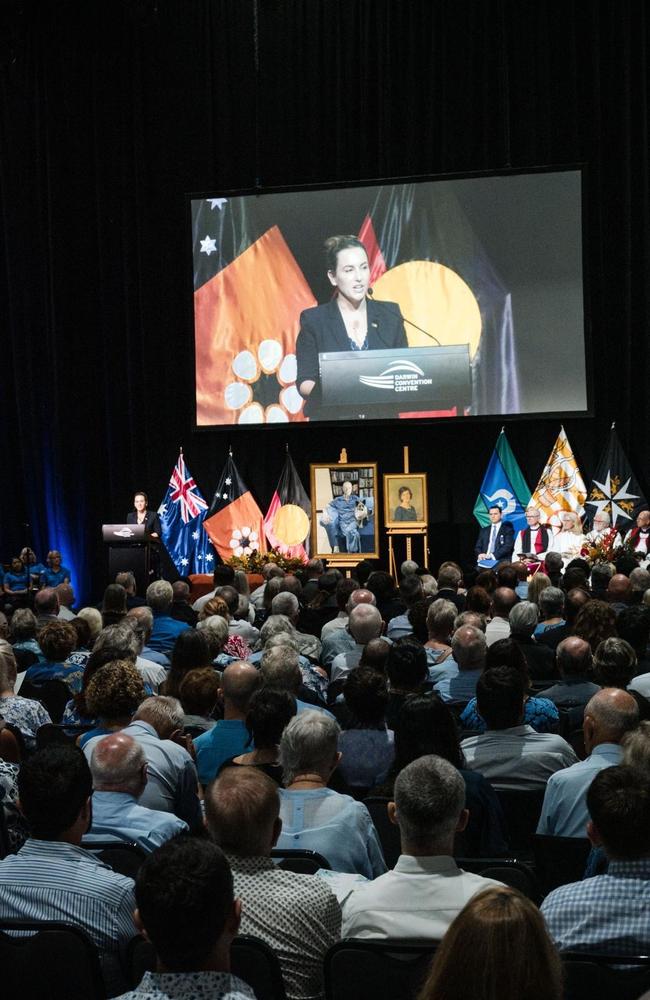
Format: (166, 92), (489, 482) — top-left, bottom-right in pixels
(127, 491), (161, 537)
(295, 235), (407, 417)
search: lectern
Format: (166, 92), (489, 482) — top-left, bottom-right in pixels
(102, 524), (157, 595)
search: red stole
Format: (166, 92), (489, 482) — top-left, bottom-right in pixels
(521, 526), (547, 554)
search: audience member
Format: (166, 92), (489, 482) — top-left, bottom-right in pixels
(461, 666), (577, 789)
(219, 687), (296, 784)
(539, 636), (600, 713)
(435, 562), (466, 612)
(508, 600), (557, 679)
(320, 586), (375, 667)
(277, 712), (386, 877)
(194, 662), (259, 785)
(485, 588), (517, 646)
(337, 667), (394, 790)
(88, 731), (187, 850)
(617, 604), (650, 674)
(178, 666), (220, 733)
(25, 619), (83, 692)
(249, 562), (285, 609)
(55, 582), (76, 620)
(101, 582), (128, 628)
(127, 604), (172, 667)
(342, 755), (503, 939)
(0, 638), (51, 750)
(147, 580), (191, 652)
(196, 612), (236, 669)
(533, 587), (567, 649)
(170, 579), (198, 626)
(537, 688), (639, 837)
(33, 587), (60, 628)
(424, 599), (455, 667)
(161, 628), (213, 699)
(590, 562), (614, 600)
(593, 636), (637, 689)
(79, 659), (147, 748)
(541, 764), (650, 954)
(116, 835), (253, 1000)
(192, 564), (236, 613)
(607, 572), (633, 613)
(207, 768), (341, 1000)
(114, 570), (145, 610)
(9, 607), (43, 664)
(330, 604), (385, 684)
(271, 591), (321, 659)
(385, 640), (430, 728)
(259, 643), (331, 712)
(418, 886), (563, 1000)
(434, 625), (486, 703)
(386, 575), (424, 640)
(367, 570), (405, 621)
(573, 598), (618, 652)
(527, 570), (552, 608)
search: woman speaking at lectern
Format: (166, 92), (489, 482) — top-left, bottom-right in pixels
(295, 235), (407, 417)
(126, 491), (161, 537)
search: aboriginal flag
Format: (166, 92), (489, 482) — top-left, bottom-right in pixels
(263, 452), (311, 561)
(203, 454), (266, 563)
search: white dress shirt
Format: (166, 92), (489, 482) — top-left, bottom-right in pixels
(461, 724), (578, 790)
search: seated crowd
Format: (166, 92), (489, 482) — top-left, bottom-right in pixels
(3, 550), (650, 998)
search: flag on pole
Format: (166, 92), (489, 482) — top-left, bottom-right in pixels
(584, 424), (646, 530)
(158, 451), (213, 575)
(203, 453), (266, 563)
(263, 452), (311, 561)
(473, 429), (531, 533)
(530, 427), (587, 528)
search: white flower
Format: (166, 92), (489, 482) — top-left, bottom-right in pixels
(228, 526), (259, 557)
(224, 340), (304, 424)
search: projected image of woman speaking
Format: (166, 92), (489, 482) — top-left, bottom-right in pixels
(295, 235), (407, 417)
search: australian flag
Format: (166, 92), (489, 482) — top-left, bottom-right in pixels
(158, 451), (213, 575)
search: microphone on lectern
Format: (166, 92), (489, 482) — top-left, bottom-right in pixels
(367, 288), (442, 346)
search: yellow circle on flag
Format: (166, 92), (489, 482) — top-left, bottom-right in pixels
(273, 504), (310, 546)
(372, 260), (482, 359)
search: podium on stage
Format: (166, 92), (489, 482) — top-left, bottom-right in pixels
(102, 524), (158, 595)
(318, 345), (472, 420)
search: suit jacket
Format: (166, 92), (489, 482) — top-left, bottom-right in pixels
(126, 510), (161, 536)
(295, 298), (408, 414)
(474, 520), (515, 561)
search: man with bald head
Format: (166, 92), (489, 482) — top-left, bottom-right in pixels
(607, 573), (633, 613)
(330, 604), (384, 685)
(88, 732), (187, 851)
(485, 587), (518, 646)
(434, 625), (487, 703)
(539, 636), (600, 715)
(194, 662), (260, 786)
(537, 688), (639, 837)
(320, 586), (376, 667)
(624, 508), (650, 557)
(170, 580), (198, 626)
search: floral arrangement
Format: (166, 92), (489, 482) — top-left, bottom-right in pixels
(581, 527), (624, 565)
(225, 546), (305, 574)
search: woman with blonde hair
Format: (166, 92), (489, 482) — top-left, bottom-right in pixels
(418, 886), (563, 1000)
(527, 571), (551, 608)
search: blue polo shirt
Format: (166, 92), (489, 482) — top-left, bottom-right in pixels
(39, 566), (71, 587)
(3, 572), (29, 592)
(194, 719), (253, 785)
(148, 613), (190, 653)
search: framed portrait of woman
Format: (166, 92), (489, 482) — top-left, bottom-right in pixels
(383, 473), (428, 529)
(310, 463), (379, 560)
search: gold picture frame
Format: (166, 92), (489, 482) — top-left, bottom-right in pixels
(310, 462), (379, 560)
(383, 472), (428, 529)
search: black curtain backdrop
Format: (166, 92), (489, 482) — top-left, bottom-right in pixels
(1, 0), (649, 601)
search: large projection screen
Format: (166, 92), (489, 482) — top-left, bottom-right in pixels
(191, 169), (587, 428)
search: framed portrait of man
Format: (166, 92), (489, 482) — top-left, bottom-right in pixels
(383, 473), (428, 529)
(310, 463), (379, 560)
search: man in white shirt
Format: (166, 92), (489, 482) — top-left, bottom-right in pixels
(330, 605), (384, 685)
(485, 587), (517, 647)
(537, 688), (638, 838)
(342, 755), (502, 940)
(585, 510), (619, 546)
(461, 666), (578, 789)
(513, 507), (552, 562)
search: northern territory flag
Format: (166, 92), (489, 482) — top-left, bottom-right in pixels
(263, 452), (311, 561)
(192, 197), (316, 426)
(584, 424), (646, 530)
(203, 454), (266, 563)
(357, 182), (520, 417)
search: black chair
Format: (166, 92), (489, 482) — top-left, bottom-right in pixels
(325, 939), (437, 1000)
(364, 796), (401, 868)
(18, 678), (70, 723)
(0, 919), (106, 999)
(232, 934), (287, 1000)
(82, 840), (147, 879)
(561, 951), (650, 1000)
(270, 848), (331, 873)
(493, 787), (545, 855)
(35, 722), (93, 749)
(532, 835), (591, 897)
(455, 856), (540, 902)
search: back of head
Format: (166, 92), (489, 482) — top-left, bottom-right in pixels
(366, 570), (396, 602)
(347, 587), (376, 612)
(587, 764), (650, 859)
(476, 666), (525, 730)
(437, 563), (462, 591)
(545, 552), (563, 576)
(0, 639), (17, 690)
(465, 586), (492, 616)
(220, 661), (260, 713)
(127, 605), (154, 639)
(407, 598), (434, 643)
(94, 622), (139, 662)
(200, 596), (230, 622)
(116, 571), (137, 594)
(305, 558), (324, 578)
(400, 559), (419, 579)
(574, 598), (618, 651)
(584, 688), (639, 745)
(85, 660), (146, 722)
(538, 586), (565, 619)
(335, 578), (358, 611)
(608, 573), (632, 603)
(179, 667), (221, 717)
(591, 562), (614, 592)
(451, 625), (487, 672)
(556, 636), (592, 678)
(213, 564), (236, 587)
(630, 567), (650, 594)
(90, 732), (147, 794)
(427, 599), (457, 639)
(55, 583), (74, 608)
(496, 565), (518, 591)
(348, 603), (383, 644)
(207, 767), (280, 856)
(34, 587), (59, 616)
(565, 586), (591, 626)
(260, 614), (294, 645)
(245, 687), (297, 750)
(622, 720), (650, 772)
(343, 666), (388, 724)
(453, 611), (486, 633)
(353, 560), (374, 586)
(419, 886), (563, 1000)
(616, 604), (650, 656)
(196, 614), (229, 654)
(216, 585), (239, 615)
(359, 637), (391, 673)
(527, 572), (551, 607)
(394, 693), (462, 771)
(279, 711), (340, 784)
(386, 640), (428, 691)
(135, 835), (236, 971)
(146, 579), (174, 613)
(77, 606), (103, 642)
(102, 583), (127, 614)
(170, 628), (211, 673)
(18, 745), (92, 839)
(485, 638), (529, 681)
(134, 695), (185, 739)
(172, 580), (190, 603)
(593, 636), (637, 688)
(394, 754), (465, 851)
(271, 592), (299, 619)
(508, 601), (539, 638)
(399, 574), (424, 608)
(38, 620), (77, 661)
(9, 607), (38, 642)
(279, 574), (303, 599)
(259, 645), (301, 693)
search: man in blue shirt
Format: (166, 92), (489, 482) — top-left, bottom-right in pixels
(434, 625), (486, 704)
(0, 745), (136, 992)
(537, 688), (638, 837)
(87, 732), (188, 851)
(146, 579), (190, 653)
(542, 764), (650, 955)
(195, 662), (259, 785)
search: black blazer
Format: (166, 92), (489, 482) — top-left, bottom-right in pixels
(474, 520), (515, 562)
(295, 298), (408, 414)
(126, 509), (161, 536)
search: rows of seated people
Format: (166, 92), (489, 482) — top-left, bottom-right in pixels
(2, 553), (650, 998)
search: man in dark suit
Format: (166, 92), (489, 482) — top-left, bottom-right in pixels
(474, 505), (515, 564)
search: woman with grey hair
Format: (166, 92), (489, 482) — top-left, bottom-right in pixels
(276, 711), (386, 878)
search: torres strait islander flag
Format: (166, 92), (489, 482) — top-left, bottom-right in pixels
(203, 453), (266, 563)
(263, 452), (311, 561)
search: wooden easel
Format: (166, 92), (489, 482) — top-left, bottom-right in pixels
(387, 446), (429, 579)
